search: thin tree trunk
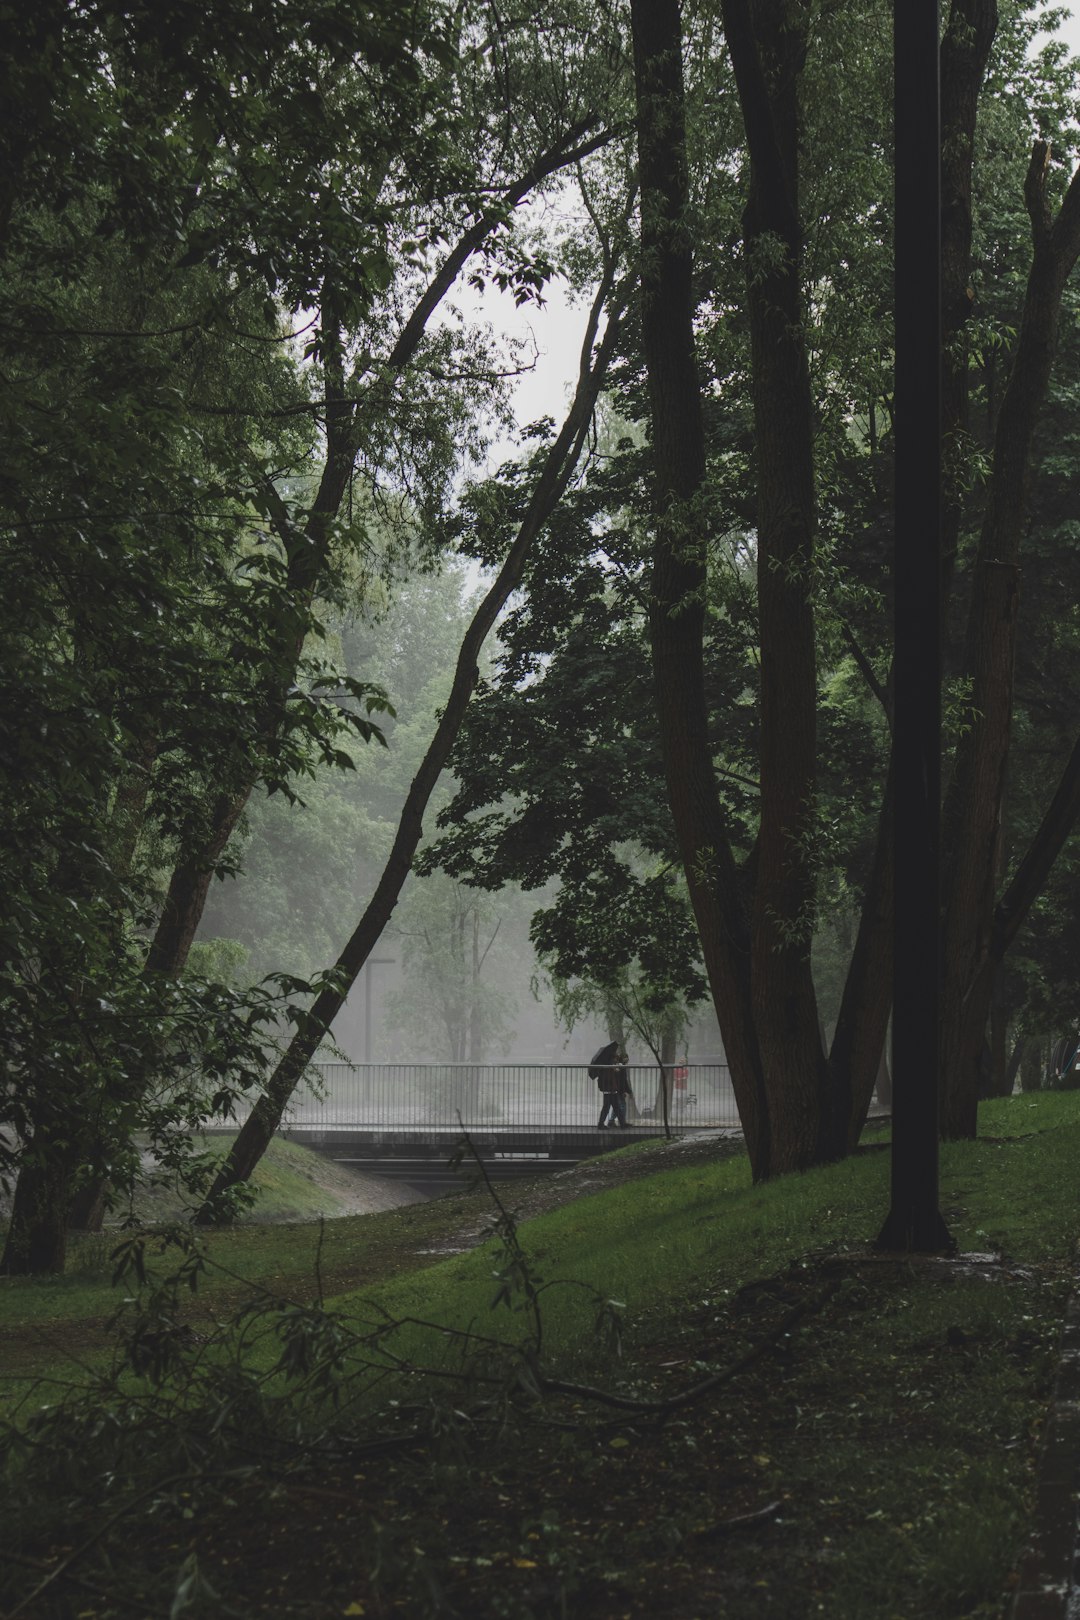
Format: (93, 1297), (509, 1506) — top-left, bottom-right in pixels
(874, 1039), (893, 1111)
(987, 971), (1010, 1096)
(195, 270), (628, 1218)
(468, 910), (483, 1065)
(657, 1021), (677, 1138)
(1019, 1035), (1044, 1093)
(1003, 1031), (1024, 1094)
(830, 757), (895, 1148)
(991, 728), (1080, 961)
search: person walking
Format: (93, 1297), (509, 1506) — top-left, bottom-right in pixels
(591, 1042), (630, 1127)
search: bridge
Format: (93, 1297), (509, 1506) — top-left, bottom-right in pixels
(270, 1061), (739, 1189)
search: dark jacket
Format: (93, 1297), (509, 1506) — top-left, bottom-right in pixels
(590, 1042), (629, 1094)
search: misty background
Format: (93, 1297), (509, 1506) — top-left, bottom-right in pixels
(194, 556), (728, 1072)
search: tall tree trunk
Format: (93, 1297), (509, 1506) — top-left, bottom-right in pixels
(825, 0), (995, 1161)
(633, 0), (898, 1176)
(145, 788), (252, 978)
(721, 0), (842, 1168)
(657, 1020), (678, 1136)
(940, 146), (1080, 1135)
(940, 0), (999, 596)
(630, 0), (770, 1175)
(195, 272), (627, 1218)
(468, 910), (483, 1065)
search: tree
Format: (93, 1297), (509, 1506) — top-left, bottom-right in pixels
(422, 0), (1080, 1184)
(0, 0), (634, 1263)
(196, 257), (630, 1216)
(625, 0), (883, 1177)
(421, 437), (715, 1022)
(0, 221), (342, 1268)
(629, 0), (1080, 1174)
(384, 876), (519, 1063)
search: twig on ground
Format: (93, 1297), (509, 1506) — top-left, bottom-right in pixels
(692, 1499), (784, 1539)
(535, 1277), (842, 1416)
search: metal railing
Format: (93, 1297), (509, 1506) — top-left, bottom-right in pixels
(269, 1062), (739, 1134)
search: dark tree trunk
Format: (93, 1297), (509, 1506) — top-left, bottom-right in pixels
(1, 1121), (73, 1275)
(876, 0), (953, 1254)
(940, 0), (999, 595)
(656, 1022), (678, 1132)
(992, 731), (1080, 966)
(721, 0), (849, 1168)
(145, 790), (252, 978)
(195, 273), (627, 1218)
(633, 0), (898, 1177)
(630, 0), (770, 1175)
(830, 760), (895, 1149)
(941, 147), (1080, 1136)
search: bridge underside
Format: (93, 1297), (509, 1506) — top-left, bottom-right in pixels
(276, 1123), (738, 1188)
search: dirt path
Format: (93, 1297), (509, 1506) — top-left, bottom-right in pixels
(414, 1129), (745, 1255)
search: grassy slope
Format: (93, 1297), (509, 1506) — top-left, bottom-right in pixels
(330, 1091), (1080, 1375)
(4, 1092), (1080, 1619)
(0, 1134), (429, 1344)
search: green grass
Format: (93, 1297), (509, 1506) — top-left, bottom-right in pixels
(0, 1138), (493, 1404)
(322, 1096), (1080, 1384)
(5, 1091), (1080, 1619)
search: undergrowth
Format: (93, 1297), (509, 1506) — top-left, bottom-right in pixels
(3, 1091), (1080, 1619)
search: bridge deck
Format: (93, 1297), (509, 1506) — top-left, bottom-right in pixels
(209, 1062), (743, 1178)
(270, 1061), (739, 1137)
